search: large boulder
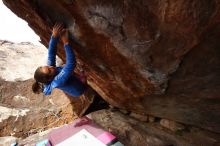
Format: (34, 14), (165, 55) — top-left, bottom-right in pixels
(2, 0), (220, 133)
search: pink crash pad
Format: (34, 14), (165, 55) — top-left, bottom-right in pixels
(47, 117), (121, 146)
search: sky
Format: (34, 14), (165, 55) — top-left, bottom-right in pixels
(0, 0), (41, 45)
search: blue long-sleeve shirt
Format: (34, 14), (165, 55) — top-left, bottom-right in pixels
(43, 36), (86, 97)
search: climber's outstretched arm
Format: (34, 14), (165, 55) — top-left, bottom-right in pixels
(50, 29), (76, 87)
(47, 23), (63, 66)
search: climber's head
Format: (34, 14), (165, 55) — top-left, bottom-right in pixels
(32, 66), (56, 94)
(34, 66), (56, 83)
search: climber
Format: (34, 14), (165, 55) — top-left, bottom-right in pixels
(32, 23), (87, 97)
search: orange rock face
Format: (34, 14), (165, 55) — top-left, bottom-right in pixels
(2, 0), (220, 133)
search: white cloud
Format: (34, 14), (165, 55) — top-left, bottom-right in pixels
(0, 0), (41, 45)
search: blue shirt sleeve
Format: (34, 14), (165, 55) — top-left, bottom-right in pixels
(50, 44), (76, 87)
(47, 36), (59, 66)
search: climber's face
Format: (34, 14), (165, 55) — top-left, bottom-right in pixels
(41, 66), (56, 78)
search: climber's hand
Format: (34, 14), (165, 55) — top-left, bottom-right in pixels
(52, 22), (63, 38)
(60, 29), (69, 45)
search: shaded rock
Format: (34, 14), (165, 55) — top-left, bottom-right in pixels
(149, 116), (156, 123)
(119, 109), (130, 115)
(129, 112), (148, 122)
(160, 119), (185, 132)
(91, 110), (220, 146)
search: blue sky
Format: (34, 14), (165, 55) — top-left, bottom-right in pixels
(0, 0), (40, 45)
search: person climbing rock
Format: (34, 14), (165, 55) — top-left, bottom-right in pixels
(32, 23), (109, 117)
(32, 23), (86, 97)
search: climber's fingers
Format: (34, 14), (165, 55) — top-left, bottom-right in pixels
(52, 22), (64, 37)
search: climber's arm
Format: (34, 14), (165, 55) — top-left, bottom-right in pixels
(47, 23), (63, 66)
(51, 29), (76, 86)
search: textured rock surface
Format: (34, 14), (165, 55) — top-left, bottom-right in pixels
(160, 119), (185, 132)
(0, 77), (96, 137)
(91, 110), (220, 146)
(2, 0), (220, 133)
(0, 40), (47, 81)
(0, 77), (74, 137)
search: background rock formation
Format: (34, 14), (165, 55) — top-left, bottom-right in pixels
(2, 0), (220, 134)
(0, 40), (47, 81)
(0, 76), (75, 138)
